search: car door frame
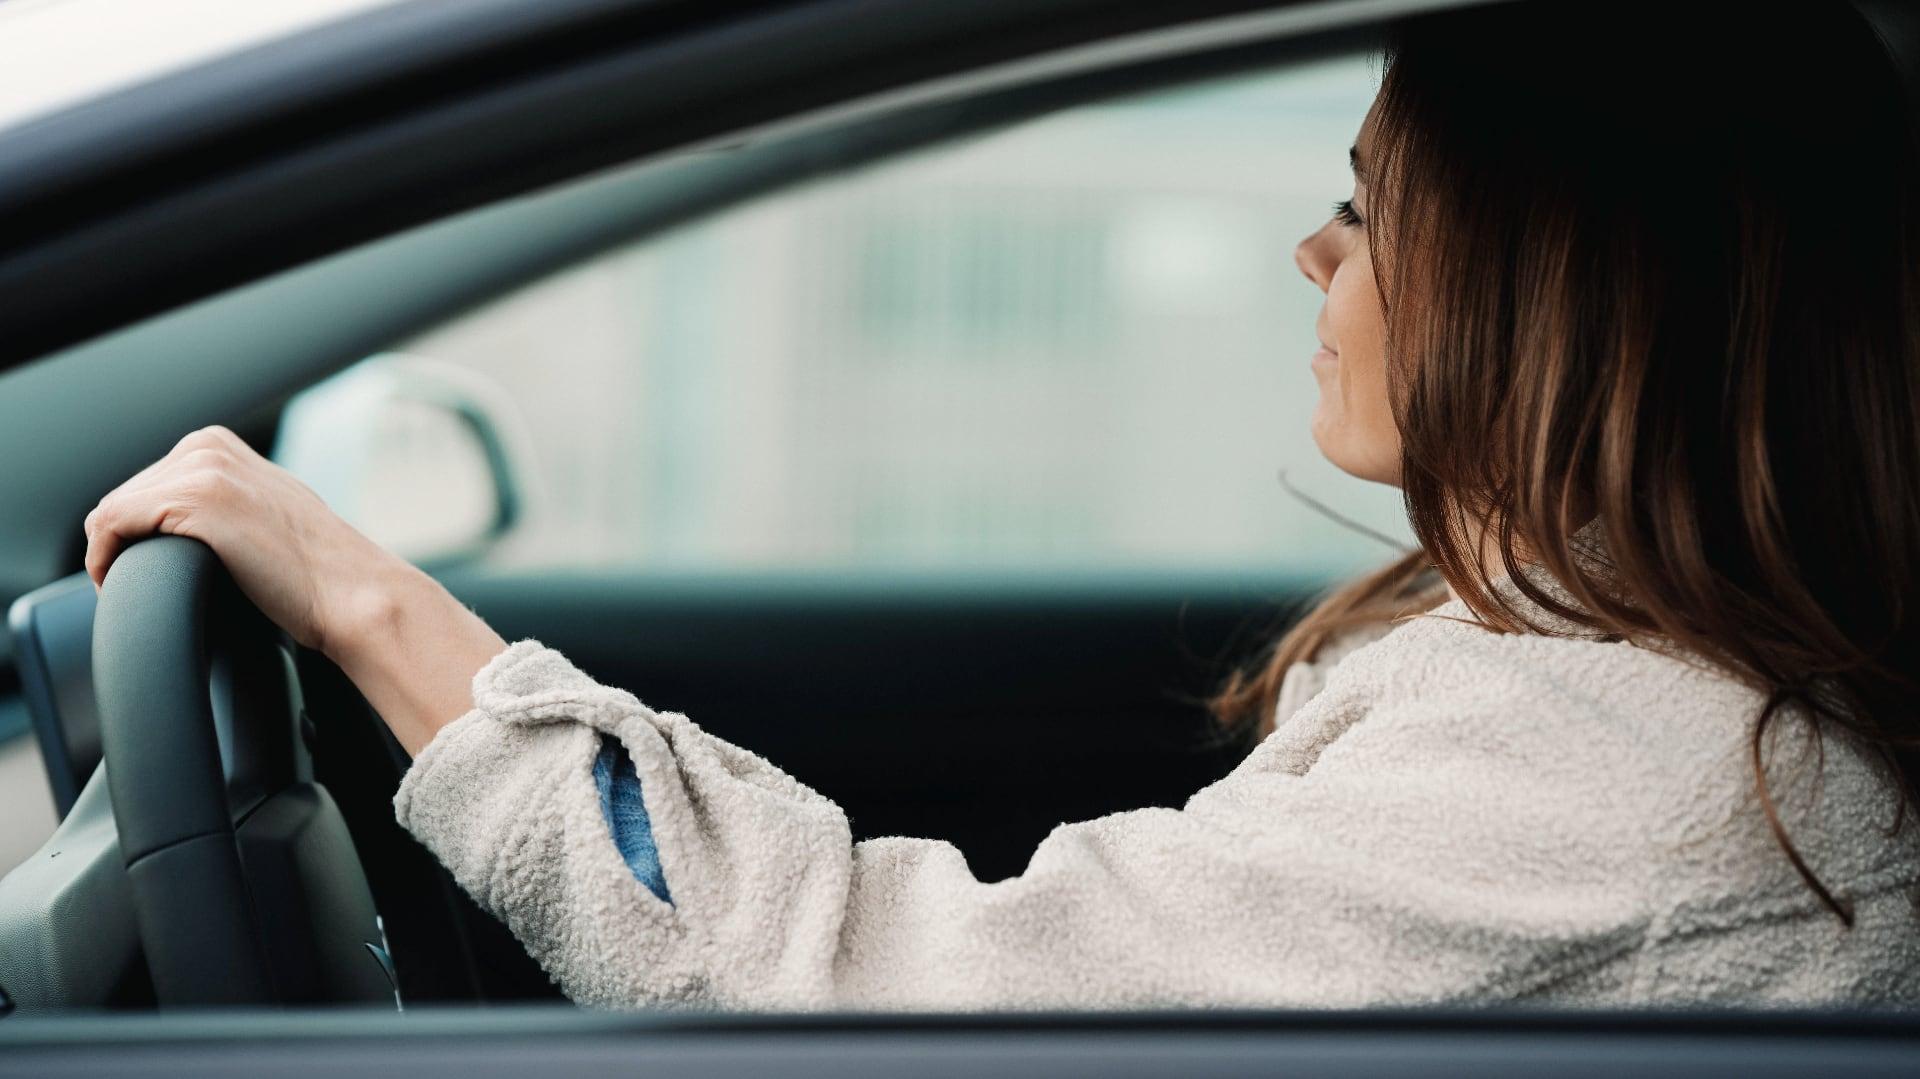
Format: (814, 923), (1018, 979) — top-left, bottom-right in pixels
(4, 0), (1920, 1069)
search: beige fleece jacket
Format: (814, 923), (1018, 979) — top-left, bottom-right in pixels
(392, 570), (1920, 1012)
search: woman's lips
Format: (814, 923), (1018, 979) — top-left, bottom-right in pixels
(1312, 345), (1339, 368)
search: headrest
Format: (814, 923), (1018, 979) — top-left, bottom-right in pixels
(1856, 0), (1920, 138)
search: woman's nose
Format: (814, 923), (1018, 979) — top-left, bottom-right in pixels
(1294, 224), (1335, 293)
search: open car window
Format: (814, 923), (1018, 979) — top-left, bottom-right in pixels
(276, 57), (1411, 581)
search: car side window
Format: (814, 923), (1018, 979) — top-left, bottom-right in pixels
(277, 57), (1410, 577)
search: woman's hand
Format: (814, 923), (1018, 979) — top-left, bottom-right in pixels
(82, 424), (408, 656)
(83, 424), (509, 754)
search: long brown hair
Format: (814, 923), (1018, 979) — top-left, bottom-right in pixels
(1213, 0), (1920, 925)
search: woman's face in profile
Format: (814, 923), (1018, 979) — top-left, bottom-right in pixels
(1294, 96), (1401, 487)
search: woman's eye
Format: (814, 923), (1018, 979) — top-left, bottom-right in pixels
(1332, 198), (1365, 229)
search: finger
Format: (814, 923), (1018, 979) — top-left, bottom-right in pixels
(86, 439), (241, 545)
(82, 428), (228, 530)
(83, 497), (160, 591)
(84, 472), (227, 590)
(82, 427), (249, 588)
(177, 424), (257, 462)
(94, 444), (191, 509)
(112, 445), (237, 504)
(109, 427), (248, 503)
(122, 427), (238, 490)
(173, 424), (242, 453)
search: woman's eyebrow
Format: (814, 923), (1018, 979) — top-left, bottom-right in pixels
(1349, 144), (1368, 183)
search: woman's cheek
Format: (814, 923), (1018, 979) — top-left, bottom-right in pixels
(1307, 362), (1349, 462)
(1330, 259), (1400, 481)
(1307, 336), (1401, 485)
(1350, 351), (1403, 483)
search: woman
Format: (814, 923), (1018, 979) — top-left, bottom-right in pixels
(81, 1), (1920, 1009)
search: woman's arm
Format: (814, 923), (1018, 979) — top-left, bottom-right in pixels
(391, 637), (1654, 1012)
(79, 426), (1650, 1011)
(323, 561), (510, 756)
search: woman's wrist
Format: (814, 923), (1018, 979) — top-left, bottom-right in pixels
(323, 560), (510, 757)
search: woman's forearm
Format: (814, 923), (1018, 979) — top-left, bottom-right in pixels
(323, 562), (510, 757)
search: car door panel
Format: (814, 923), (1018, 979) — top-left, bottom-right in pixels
(438, 570), (1308, 883)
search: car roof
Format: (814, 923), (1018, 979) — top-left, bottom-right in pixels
(0, 0), (407, 133)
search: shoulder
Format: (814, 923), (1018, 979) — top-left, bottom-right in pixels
(1304, 601), (1768, 808)
(1271, 620), (1399, 730)
(1330, 597), (1758, 733)
(1276, 601), (1917, 905)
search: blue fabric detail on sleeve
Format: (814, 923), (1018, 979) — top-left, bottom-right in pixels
(593, 734), (672, 904)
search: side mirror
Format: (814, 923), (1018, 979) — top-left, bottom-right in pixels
(274, 353), (528, 571)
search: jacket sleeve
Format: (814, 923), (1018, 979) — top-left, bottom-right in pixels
(393, 638), (1652, 1012)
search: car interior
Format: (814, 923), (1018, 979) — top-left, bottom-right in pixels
(0, 0), (1917, 1073)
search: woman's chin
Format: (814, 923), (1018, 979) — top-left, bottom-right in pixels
(1309, 414), (1401, 487)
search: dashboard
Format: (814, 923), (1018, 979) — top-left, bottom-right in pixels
(8, 572), (101, 819)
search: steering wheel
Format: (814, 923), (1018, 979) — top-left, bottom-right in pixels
(93, 534), (398, 1008)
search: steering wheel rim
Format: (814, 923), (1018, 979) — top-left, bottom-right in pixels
(93, 534), (394, 1008)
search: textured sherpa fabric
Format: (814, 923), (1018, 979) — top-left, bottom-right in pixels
(590, 622), (1388, 902)
(393, 572), (1920, 1012)
(1271, 619), (1397, 733)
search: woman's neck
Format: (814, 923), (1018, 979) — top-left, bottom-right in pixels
(1443, 514), (1550, 604)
